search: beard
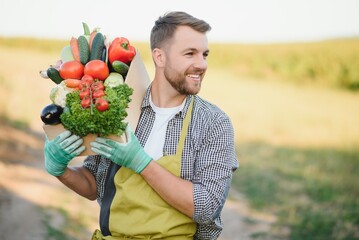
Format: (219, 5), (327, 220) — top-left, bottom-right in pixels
(164, 66), (203, 95)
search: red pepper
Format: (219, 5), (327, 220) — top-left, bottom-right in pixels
(108, 37), (136, 64)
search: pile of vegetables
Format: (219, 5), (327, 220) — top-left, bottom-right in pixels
(40, 22), (135, 137)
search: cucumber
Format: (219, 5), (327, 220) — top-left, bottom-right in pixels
(78, 35), (90, 64)
(90, 32), (104, 60)
(47, 67), (63, 84)
(112, 60), (129, 77)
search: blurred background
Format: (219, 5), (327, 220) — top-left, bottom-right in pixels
(1, 0), (359, 239)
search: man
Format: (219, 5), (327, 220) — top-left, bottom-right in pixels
(44, 11), (238, 239)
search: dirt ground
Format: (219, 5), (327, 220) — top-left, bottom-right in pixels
(0, 121), (275, 240)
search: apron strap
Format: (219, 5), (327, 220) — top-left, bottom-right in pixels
(175, 96), (194, 156)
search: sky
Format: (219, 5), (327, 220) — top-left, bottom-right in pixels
(1, 0), (359, 43)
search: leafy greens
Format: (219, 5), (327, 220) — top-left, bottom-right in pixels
(60, 84), (133, 137)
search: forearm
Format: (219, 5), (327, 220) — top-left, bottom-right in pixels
(140, 161), (194, 218)
(57, 166), (97, 200)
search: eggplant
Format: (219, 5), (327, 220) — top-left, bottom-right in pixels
(40, 104), (63, 125)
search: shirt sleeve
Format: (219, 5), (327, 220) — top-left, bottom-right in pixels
(192, 113), (238, 225)
(82, 155), (109, 205)
(83, 155), (101, 176)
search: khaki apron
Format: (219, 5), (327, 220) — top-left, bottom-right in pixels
(93, 97), (196, 240)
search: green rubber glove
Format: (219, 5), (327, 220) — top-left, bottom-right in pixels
(44, 130), (85, 176)
(90, 125), (152, 173)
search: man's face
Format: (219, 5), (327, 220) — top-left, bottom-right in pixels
(163, 26), (209, 95)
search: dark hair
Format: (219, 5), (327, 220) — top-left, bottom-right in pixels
(150, 11), (211, 50)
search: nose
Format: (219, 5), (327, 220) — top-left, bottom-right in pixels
(193, 54), (207, 70)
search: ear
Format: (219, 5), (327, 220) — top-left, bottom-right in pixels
(152, 48), (165, 67)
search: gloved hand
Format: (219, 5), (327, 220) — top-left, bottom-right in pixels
(44, 130), (85, 176)
(90, 125), (152, 173)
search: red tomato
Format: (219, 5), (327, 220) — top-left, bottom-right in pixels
(84, 60), (109, 81)
(80, 74), (94, 89)
(91, 81), (105, 91)
(92, 90), (105, 99)
(81, 74), (94, 82)
(81, 97), (91, 108)
(59, 60), (84, 80)
(79, 89), (91, 99)
(95, 98), (109, 112)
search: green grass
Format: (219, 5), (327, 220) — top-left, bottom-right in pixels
(42, 208), (76, 240)
(0, 114), (29, 130)
(0, 37), (68, 54)
(232, 143), (359, 239)
(208, 39), (359, 91)
(41, 206), (92, 240)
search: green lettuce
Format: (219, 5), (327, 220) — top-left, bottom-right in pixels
(60, 84), (133, 137)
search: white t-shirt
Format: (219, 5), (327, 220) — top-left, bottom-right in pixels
(144, 96), (186, 160)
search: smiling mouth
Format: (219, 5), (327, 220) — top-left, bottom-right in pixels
(187, 74), (201, 81)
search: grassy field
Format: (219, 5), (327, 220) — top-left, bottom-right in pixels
(207, 39), (359, 91)
(1, 37), (359, 239)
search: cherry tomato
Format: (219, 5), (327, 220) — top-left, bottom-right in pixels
(93, 90), (105, 99)
(95, 98), (109, 112)
(84, 60), (109, 81)
(79, 89), (91, 99)
(59, 60), (84, 80)
(80, 74), (94, 89)
(81, 96), (91, 108)
(91, 81), (105, 91)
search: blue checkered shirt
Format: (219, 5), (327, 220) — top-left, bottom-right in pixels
(83, 87), (238, 239)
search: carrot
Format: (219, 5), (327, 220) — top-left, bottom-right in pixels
(64, 78), (82, 89)
(89, 29), (99, 50)
(70, 37), (80, 62)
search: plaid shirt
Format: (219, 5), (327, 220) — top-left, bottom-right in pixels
(83, 87), (238, 239)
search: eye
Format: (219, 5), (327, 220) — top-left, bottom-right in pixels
(185, 52), (194, 56)
(203, 52), (209, 59)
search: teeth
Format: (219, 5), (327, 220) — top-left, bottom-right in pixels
(187, 74), (200, 79)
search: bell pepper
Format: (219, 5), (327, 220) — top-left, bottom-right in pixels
(108, 37), (136, 64)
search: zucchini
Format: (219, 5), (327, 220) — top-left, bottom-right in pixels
(90, 32), (104, 60)
(78, 35), (90, 64)
(112, 60), (129, 77)
(47, 67), (63, 84)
